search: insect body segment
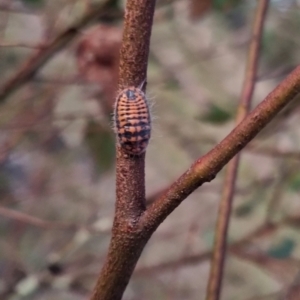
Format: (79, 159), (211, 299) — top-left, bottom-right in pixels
(114, 86), (151, 155)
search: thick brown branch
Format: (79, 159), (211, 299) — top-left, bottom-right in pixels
(0, 0), (117, 103)
(206, 1), (270, 300)
(90, 1), (157, 300)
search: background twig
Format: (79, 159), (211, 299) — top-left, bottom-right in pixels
(0, 0), (117, 103)
(206, 1), (270, 299)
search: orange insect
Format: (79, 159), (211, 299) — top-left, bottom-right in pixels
(114, 85), (151, 155)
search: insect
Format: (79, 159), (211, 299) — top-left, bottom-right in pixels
(114, 84), (151, 155)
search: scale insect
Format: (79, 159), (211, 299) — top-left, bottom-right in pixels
(114, 83), (151, 156)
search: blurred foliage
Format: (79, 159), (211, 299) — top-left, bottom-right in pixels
(287, 173), (300, 193)
(267, 238), (296, 259)
(21, 0), (44, 7)
(234, 202), (254, 218)
(213, 0), (243, 11)
(84, 120), (115, 175)
(262, 30), (296, 71)
(234, 185), (267, 218)
(198, 103), (232, 124)
(0, 168), (10, 196)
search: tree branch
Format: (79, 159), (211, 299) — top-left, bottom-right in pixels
(90, 1), (157, 299)
(206, 1), (270, 299)
(139, 63), (300, 232)
(0, 0), (117, 103)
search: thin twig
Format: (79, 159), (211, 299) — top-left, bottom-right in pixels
(206, 2), (270, 299)
(134, 221), (276, 276)
(136, 213), (300, 277)
(0, 5), (36, 15)
(0, 206), (77, 230)
(247, 144), (300, 160)
(0, 0), (117, 103)
(283, 272), (300, 300)
(265, 163), (290, 222)
(0, 206), (111, 234)
(0, 42), (46, 49)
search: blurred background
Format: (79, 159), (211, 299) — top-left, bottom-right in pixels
(1, 0), (300, 299)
